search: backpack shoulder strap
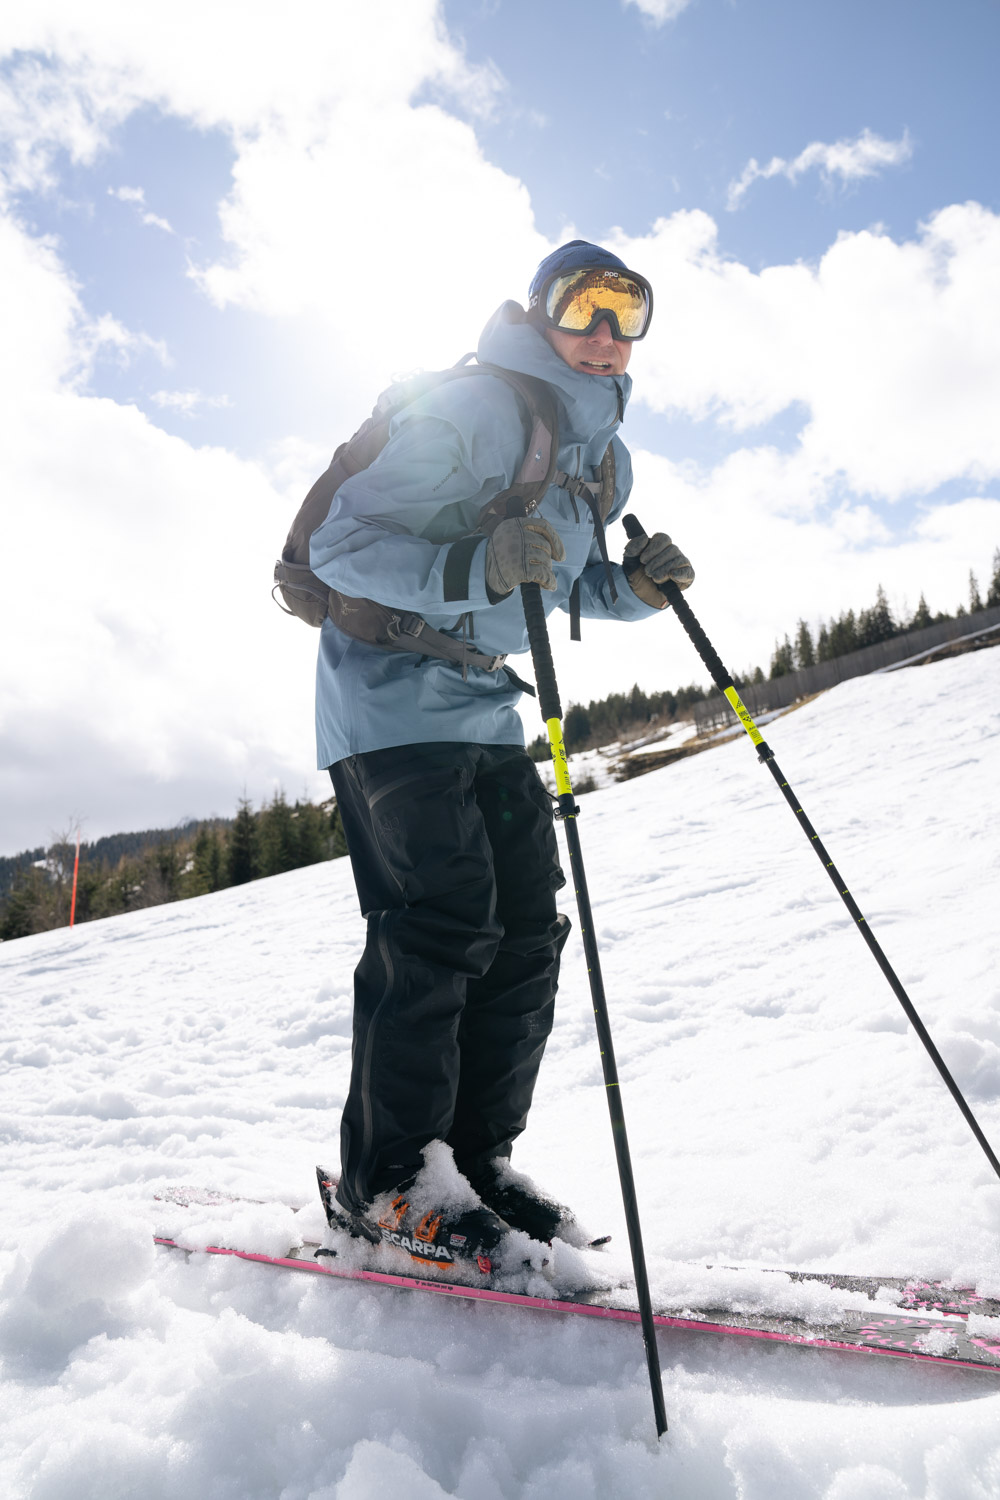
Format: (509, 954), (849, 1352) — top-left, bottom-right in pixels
(553, 440), (619, 610)
(469, 365), (561, 534)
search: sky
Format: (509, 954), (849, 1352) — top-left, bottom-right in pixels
(1, 0), (999, 853)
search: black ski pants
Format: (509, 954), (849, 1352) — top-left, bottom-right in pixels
(328, 742), (569, 1214)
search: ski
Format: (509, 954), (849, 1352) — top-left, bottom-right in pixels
(153, 1187), (1000, 1374)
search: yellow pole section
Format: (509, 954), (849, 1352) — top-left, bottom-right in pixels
(723, 685), (764, 748)
(545, 716), (574, 797)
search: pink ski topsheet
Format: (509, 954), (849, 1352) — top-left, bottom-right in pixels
(153, 1189), (1000, 1376)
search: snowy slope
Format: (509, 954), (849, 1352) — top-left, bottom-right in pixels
(2, 649), (999, 1498)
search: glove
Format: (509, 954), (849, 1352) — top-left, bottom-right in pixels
(622, 532), (694, 608)
(485, 514), (566, 600)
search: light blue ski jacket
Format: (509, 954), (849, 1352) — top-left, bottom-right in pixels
(309, 301), (660, 767)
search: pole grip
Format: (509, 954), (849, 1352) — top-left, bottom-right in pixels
(519, 581), (562, 723)
(623, 513), (733, 690)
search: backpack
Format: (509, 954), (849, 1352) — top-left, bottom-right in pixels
(273, 358), (618, 674)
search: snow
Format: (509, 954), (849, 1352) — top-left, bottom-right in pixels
(2, 648), (1000, 1496)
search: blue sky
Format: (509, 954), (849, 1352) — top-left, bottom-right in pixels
(459, 0), (997, 257)
(1, 0), (999, 852)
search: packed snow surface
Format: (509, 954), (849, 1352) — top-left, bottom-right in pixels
(2, 649), (1000, 1497)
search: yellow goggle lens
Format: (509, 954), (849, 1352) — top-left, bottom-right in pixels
(545, 269), (649, 338)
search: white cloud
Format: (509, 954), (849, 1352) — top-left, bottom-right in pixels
(727, 128), (912, 210)
(0, 205), (323, 853)
(0, 2), (503, 141)
(623, 0), (694, 24)
(108, 184), (174, 233)
(189, 106), (546, 389)
(0, 52), (138, 197)
(1, 2), (542, 396)
(613, 202), (1000, 500)
(80, 312), (169, 372)
(150, 389), (232, 416)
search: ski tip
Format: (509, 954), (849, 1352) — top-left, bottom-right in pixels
(589, 1235), (612, 1249)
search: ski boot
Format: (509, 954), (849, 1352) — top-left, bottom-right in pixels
(465, 1158), (600, 1248)
(316, 1159), (511, 1276)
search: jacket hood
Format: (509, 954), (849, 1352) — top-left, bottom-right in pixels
(476, 300), (631, 451)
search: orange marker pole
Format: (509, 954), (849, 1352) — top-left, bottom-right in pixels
(69, 827), (81, 928)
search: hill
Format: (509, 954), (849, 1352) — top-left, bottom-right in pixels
(1, 649), (998, 1496)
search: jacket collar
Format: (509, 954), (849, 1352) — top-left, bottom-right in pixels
(476, 300), (631, 451)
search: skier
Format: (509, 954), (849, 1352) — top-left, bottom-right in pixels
(309, 241), (694, 1272)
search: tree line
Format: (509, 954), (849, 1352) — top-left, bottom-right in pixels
(0, 793), (347, 942)
(528, 680), (711, 760)
(767, 551), (1000, 680)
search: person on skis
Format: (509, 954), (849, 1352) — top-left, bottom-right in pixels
(309, 240), (694, 1273)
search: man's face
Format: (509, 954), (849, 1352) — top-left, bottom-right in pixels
(544, 316), (632, 377)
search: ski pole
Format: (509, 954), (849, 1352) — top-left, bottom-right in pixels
(519, 577), (668, 1439)
(623, 513), (1000, 1186)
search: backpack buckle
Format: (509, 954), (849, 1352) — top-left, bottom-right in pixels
(389, 612), (426, 641)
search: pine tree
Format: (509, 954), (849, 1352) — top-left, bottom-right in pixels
(564, 703), (592, 752)
(294, 800), (331, 866)
(987, 548), (1000, 608)
(626, 683), (652, 725)
(816, 623), (831, 661)
(858, 585), (896, 647)
(189, 826), (224, 896)
(969, 569), (983, 614)
(258, 792), (298, 878)
(827, 608), (858, 658)
(911, 593), (932, 630)
(794, 620), (815, 670)
(769, 635), (794, 679)
(0, 867), (46, 940)
(152, 842), (181, 903)
(227, 797), (259, 886)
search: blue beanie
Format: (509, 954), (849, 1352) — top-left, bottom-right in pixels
(528, 240), (631, 308)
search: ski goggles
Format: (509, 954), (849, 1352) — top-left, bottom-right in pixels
(532, 266), (653, 341)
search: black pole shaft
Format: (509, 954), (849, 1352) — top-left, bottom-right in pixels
(519, 580), (668, 1439)
(623, 513), (1000, 1186)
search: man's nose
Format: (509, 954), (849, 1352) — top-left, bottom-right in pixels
(586, 317), (615, 344)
